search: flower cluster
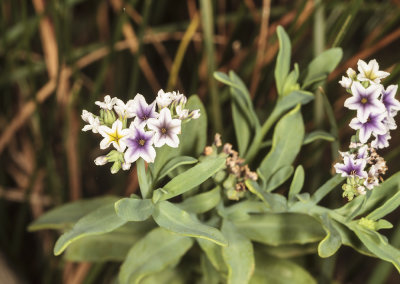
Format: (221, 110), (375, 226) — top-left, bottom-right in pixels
(335, 59), (399, 200)
(205, 134), (258, 200)
(81, 90), (200, 173)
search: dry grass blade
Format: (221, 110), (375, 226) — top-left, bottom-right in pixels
(250, 0), (271, 97)
(32, 0), (58, 79)
(0, 79), (57, 155)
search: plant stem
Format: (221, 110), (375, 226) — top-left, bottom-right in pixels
(137, 158), (150, 199)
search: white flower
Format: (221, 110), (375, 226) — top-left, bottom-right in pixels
(357, 59), (390, 84)
(176, 105), (189, 120)
(94, 155), (108, 165)
(114, 99), (135, 119)
(189, 109), (201, 119)
(122, 162), (131, 170)
(147, 108), (181, 148)
(339, 76), (353, 89)
(156, 89), (173, 109)
(171, 91), (187, 105)
(95, 95), (117, 110)
(81, 110), (101, 133)
(98, 119), (130, 152)
(346, 68), (357, 79)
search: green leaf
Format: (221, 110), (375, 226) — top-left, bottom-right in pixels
(178, 186), (221, 214)
(64, 220), (155, 262)
(153, 201), (228, 246)
(274, 90), (314, 116)
(141, 268), (186, 284)
(318, 214), (341, 258)
(302, 48), (343, 89)
(153, 156), (226, 202)
(197, 238), (227, 272)
(246, 180), (287, 212)
(250, 253), (316, 284)
(289, 165), (305, 202)
(179, 95), (207, 156)
(275, 25), (291, 96)
(231, 93), (252, 155)
(233, 213), (325, 246)
(367, 189), (400, 221)
(224, 200), (270, 221)
(201, 254), (221, 284)
(114, 198), (154, 221)
(118, 228), (193, 284)
(261, 243), (318, 259)
(266, 165), (294, 192)
(222, 220), (255, 284)
(28, 196), (119, 231)
(157, 156), (198, 182)
(258, 104), (304, 185)
(349, 223), (400, 272)
(137, 158), (151, 198)
(282, 63), (300, 96)
(54, 203), (126, 255)
(303, 130), (335, 145)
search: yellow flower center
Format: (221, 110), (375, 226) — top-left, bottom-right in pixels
(139, 139), (145, 146)
(361, 98), (368, 104)
(161, 127), (167, 134)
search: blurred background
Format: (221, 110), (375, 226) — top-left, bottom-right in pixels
(1, 0), (400, 283)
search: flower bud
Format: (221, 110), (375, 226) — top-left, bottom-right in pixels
(94, 155), (108, 166)
(346, 68), (357, 79)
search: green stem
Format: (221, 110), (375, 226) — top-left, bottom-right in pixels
(137, 158), (150, 199)
(245, 108), (281, 163)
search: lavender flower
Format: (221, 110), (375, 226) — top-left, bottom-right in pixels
(349, 112), (387, 144)
(147, 108), (181, 148)
(344, 82), (385, 122)
(334, 156), (367, 179)
(381, 85), (400, 115)
(156, 89), (173, 109)
(371, 133), (391, 149)
(124, 125), (156, 163)
(132, 94), (158, 127)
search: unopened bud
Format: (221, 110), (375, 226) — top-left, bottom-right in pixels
(94, 155), (108, 165)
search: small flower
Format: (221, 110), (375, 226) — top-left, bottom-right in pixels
(124, 125), (156, 163)
(371, 132), (391, 149)
(357, 59), (390, 84)
(364, 167), (379, 190)
(349, 112), (387, 144)
(98, 119), (130, 152)
(176, 105), (189, 120)
(122, 162), (131, 171)
(381, 85), (400, 114)
(171, 91), (187, 106)
(82, 110), (101, 133)
(95, 95), (117, 110)
(147, 108), (181, 148)
(132, 94), (158, 126)
(94, 155), (108, 165)
(357, 144), (369, 159)
(114, 99), (135, 119)
(334, 156), (367, 179)
(346, 68), (357, 80)
(344, 82), (385, 122)
(383, 114), (397, 130)
(339, 76), (352, 89)
(156, 89), (173, 109)
(189, 109), (201, 119)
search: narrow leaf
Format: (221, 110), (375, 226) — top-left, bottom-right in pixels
(153, 156), (226, 201)
(289, 165), (305, 202)
(118, 228), (193, 284)
(153, 201), (227, 246)
(54, 204), (126, 255)
(115, 198), (154, 222)
(318, 214), (342, 258)
(275, 26), (291, 96)
(157, 156), (198, 181)
(303, 130), (335, 145)
(178, 186), (221, 214)
(222, 220), (255, 284)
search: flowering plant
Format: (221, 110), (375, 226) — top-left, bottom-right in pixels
(29, 27), (400, 283)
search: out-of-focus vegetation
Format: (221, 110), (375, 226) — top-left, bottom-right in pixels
(1, 0), (400, 283)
